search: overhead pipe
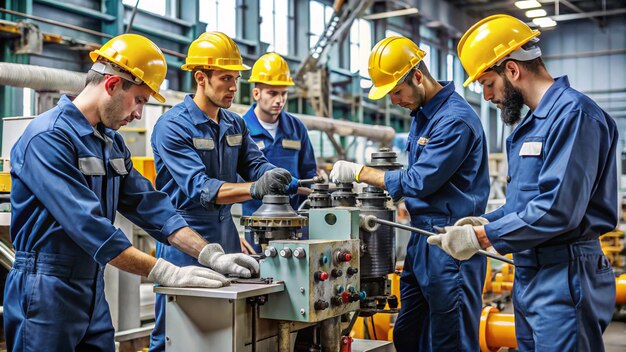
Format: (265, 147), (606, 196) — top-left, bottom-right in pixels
(0, 63), (395, 145)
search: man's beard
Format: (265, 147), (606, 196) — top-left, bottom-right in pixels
(501, 77), (525, 126)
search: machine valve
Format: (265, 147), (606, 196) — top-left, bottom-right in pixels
(314, 271), (329, 282)
(314, 300), (329, 310)
(279, 247), (292, 258)
(293, 247), (306, 259)
(330, 296), (343, 307)
(331, 269), (343, 278)
(264, 247), (277, 258)
(334, 250), (352, 263)
(346, 267), (358, 276)
(335, 285), (345, 294)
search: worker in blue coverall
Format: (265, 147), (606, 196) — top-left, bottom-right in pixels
(3, 34), (258, 352)
(429, 15), (617, 351)
(242, 52), (317, 252)
(330, 36), (490, 351)
(149, 32), (295, 352)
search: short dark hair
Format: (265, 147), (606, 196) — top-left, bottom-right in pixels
(191, 69), (213, 90)
(85, 66), (136, 90)
(405, 60), (434, 86)
(491, 56), (546, 76)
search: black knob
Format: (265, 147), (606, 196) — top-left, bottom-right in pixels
(331, 269), (343, 278)
(314, 300), (329, 310)
(347, 267), (359, 276)
(330, 296), (343, 306)
(349, 293), (360, 302)
(387, 295), (399, 309)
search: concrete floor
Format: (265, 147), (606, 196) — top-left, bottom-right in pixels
(604, 321), (626, 352)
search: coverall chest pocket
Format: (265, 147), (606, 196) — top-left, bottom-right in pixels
(273, 142), (300, 174)
(222, 134), (242, 181)
(193, 138), (216, 165)
(109, 158), (128, 211)
(516, 137), (544, 191)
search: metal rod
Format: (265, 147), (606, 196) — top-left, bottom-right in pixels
(298, 176), (324, 186)
(125, 0), (140, 34)
(0, 8), (187, 58)
(367, 216), (515, 265)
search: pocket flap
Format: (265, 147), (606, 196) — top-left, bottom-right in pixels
(193, 138), (215, 150)
(519, 141), (542, 156)
(78, 157), (105, 176)
(226, 134), (243, 146)
(110, 158), (128, 175)
(282, 139), (301, 150)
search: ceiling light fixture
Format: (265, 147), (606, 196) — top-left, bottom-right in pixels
(361, 8), (419, 20)
(532, 17), (557, 27)
(515, 0), (541, 10)
(525, 9), (547, 18)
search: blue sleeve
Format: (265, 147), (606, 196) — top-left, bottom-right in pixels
(153, 121), (226, 208)
(384, 119), (476, 199)
(237, 124), (275, 181)
(14, 133), (131, 266)
(116, 148), (188, 244)
(485, 110), (610, 254)
(483, 205), (506, 222)
(299, 130), (318, 179)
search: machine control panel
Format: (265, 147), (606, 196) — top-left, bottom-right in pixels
(259, 239), (361, 322)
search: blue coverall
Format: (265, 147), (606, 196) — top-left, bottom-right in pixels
(384, 82), (490, 351)
(241, 104), (317, 252)
(4, 96), (187, 351)
(149, 95), (275, 351)
(483, 76), (617, 352)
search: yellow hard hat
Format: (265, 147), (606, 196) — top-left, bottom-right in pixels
(458, 14), (540, 87)
(90, 34), (167, 102)
(248, 53), (294, 86)
(367, 36), (426, 100)
(181, 31), (251, 72)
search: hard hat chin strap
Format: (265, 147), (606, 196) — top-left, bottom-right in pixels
(90, 61), (143, 85)
(494, 38), (542, 67)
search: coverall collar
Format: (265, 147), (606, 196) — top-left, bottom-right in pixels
(531, 76), (570, 119)
(58, 95), (115, 142)
(245, 103), (294, 140)
(412, 81), (455, 120)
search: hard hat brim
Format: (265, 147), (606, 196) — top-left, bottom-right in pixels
(152, 91), (166, 103)
(368, 81), (396, 100)
(248, 79), (295, 86)
(182, 63), (251, 71)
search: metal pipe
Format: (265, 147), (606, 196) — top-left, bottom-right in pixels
(479, 306), (517, 351)
(278, 321), (290, 352)
(362, 215), (515, 265)
(229, 104), (395, 145)
(320, 316), (341, 352)
(0, 62), (86, 94)
(298, 176), (324, 186)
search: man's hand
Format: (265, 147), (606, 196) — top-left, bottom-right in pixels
(240, 236), (256, 254)
(426, 225), (481, 260)
(250, 168), (292, 200)
(148, 258), (230, 288)
(329, 161), (364, 183)
(454, 216), (489, 226)
(198, 243), (260, 277)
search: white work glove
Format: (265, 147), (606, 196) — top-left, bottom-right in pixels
(198, 243), (260, 278)
(329, 161), (364, 183)
(426, 225), (482, 261)
(148, 258), (230, 288)
(454, 216), (489, 226)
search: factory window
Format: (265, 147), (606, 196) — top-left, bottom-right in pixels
(260, 0), (289, 55)
(419, 42), (431, 69)
(199, 0), (237, 38)
(122, 0), (174, 17)
(385, 29), (403, 38)
(309, 0), (334, 57)
(349, 19), (371, 77)
(447, 54), (454, 81)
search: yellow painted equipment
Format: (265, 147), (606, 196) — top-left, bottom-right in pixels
(131, 157), (156, 186)
(617, 274), (626, 305)
(479, 306), (517, 351)
(0, 172), (11, 193)
(600, 230), (624, 268)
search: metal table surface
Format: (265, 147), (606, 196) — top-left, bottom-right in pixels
(154, 282), (285, 299)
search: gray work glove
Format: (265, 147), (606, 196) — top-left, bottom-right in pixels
(329, 161), (364, 183)
(148, 258), (230, 288)
(198, 243), (260, 277)
(454, 216), (489, 226)
(250, 168), (292, 200)
(426, 225), (482, 261)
